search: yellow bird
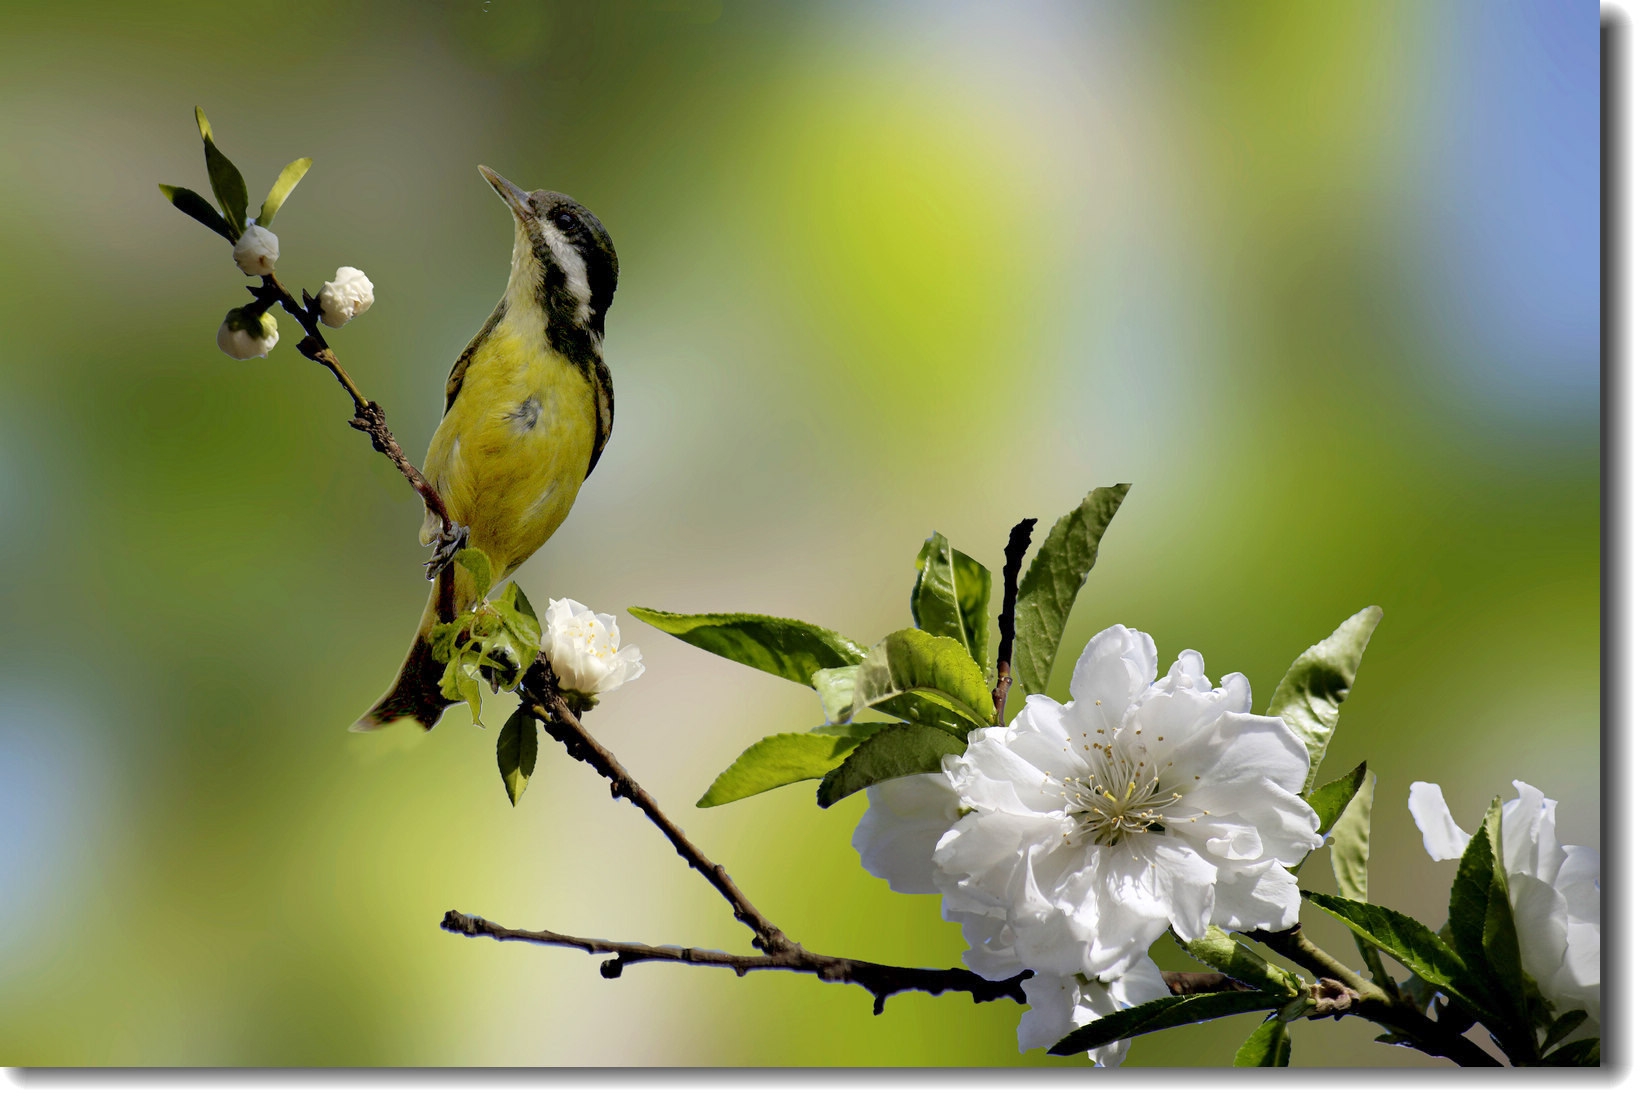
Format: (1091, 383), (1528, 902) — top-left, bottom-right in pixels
(352, 166), (618, 731)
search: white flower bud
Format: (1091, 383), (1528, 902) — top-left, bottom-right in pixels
(232, 225), (280, 276)
(542, 598), (644, 700)
(318, 266), (375, 327)
(216, 305), (279, 360)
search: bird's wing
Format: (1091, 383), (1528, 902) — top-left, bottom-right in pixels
(444, 299), (507, 413)
(586, 357), (614, 477)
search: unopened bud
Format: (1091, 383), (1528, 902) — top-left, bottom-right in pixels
(232, 225), (280, 276)
(318, 266), (375, 327)
(216, 305), (279, 360)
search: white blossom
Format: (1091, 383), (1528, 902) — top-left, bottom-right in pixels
(542, 598), (644, 699)
(232, 225), (279, 276)
(1408, 779), (1600, 1043)
(215, 305), (279, 360)
(851, 772), (962, 894)
(1018, 957), (1172, 1067)
(318, 266), (375, 327)
(854, 625), (1322, 984)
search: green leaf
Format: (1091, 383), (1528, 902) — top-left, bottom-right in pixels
(697, 725), (886, 807)
(257, 157), (312, 227)
(1266, 606), (1383, 792)
(1303, 893), (1494, 1021)
(1013, 484), (1129, 698)
(158, 184), (238, 242)
(1178, 928), (1300, 996)
(629, 608), (866, 686)
(1326, 769), (1392, 989)
(494, 581), (542, 653)
(1448, 821), (1497, 994)
(1305, 761), (1367, 840)
(439, 652), (485, 726)
(1047, 991), (1293, 1056)
(816, 723), (965, 808)
(848, 628), (996, 730)
(910, 532), (993, 674)
(454, 548), (492, 600)
(1541, 1010), (1591, 1054)
(1233, 1016), (1291, 1067)
(1540, 1038), (1600, 1066)
(194, 105), (215, 142)
(496, 706), (537, 806)
(1329, 770), (1375, 902)
(200, 123), (250, 234)
(811, 666), (858, 723)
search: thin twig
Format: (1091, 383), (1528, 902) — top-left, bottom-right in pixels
(992, 518), (1037, 724)
(440, 911), (1029, 1015)
(517, 658), (791, 954)
(251, 274), (457, 615)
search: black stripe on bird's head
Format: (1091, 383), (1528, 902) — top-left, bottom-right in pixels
(479, 165), (619, 349)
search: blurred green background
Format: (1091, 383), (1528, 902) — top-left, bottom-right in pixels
(0, 0), (1598, 1068)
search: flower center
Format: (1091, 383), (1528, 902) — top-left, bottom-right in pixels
(1062, 745), (1182, 847)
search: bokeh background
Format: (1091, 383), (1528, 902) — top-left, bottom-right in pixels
(0, 0), (1599, 1069)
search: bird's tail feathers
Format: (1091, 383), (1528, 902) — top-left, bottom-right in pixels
(351, 569), (477, 732)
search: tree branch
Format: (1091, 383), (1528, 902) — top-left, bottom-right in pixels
(1242, 926), (1502, 1067)
(439, 911), (1030, 1015)
(992, 518), (1037, 725)
(517, 656), (792, 955)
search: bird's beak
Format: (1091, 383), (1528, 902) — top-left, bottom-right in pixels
(478, 165), (533, 223)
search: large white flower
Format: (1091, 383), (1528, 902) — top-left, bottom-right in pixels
(1408, 779), (1600, 1042)
(933, 625), (1320, 982)
(1018, 956), (1173, 1067)
(542, 598), (645, 700)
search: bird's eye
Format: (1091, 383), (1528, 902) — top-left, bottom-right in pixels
(553, 211), (577, 231)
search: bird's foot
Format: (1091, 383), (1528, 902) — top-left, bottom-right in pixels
(424, 523), (471, 580)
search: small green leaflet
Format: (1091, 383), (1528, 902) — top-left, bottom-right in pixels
(258, 157), (312, 227)
(816, 723), (964, 808)
(496, 706), (537, 806)
(1013, 483), (1128, 698)
(195, 107), (249, 234)
(910, 532), (993, 675)
(1323, 766), (1391, 990)
(454, 548), (493, 599)
(158, 184), (238, 242)
(847, 628), (995, 730)
(1233, 1017), (1291, 1067)
(1047, 990), (1293, 1056)
(1539, 1038), (1600, 1066)
(1304, 761), (1367, 841)
(697, 725), (885, 807)
(1540, 1010), (1590, 1055)
(1329, 771), (1375, 903)
(629, 608), (866, 686)
(1177, 928), (1300, 996)
(1266, 605), (1382, 792)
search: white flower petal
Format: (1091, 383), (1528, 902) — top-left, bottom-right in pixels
(852, 773), (959, 895)
(1211, 859), (1302, 931)
(1407, 781), (1471, 860)
(1069, 625), (1157, 734)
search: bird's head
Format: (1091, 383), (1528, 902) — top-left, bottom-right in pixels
(479, 165), (619, 341)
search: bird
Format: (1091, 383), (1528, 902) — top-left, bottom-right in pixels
(352, 166), (618, 731)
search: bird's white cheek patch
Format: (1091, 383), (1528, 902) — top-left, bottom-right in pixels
(541, 221), (593, 323)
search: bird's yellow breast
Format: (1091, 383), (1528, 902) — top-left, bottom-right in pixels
(422, 312), (597, 583)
